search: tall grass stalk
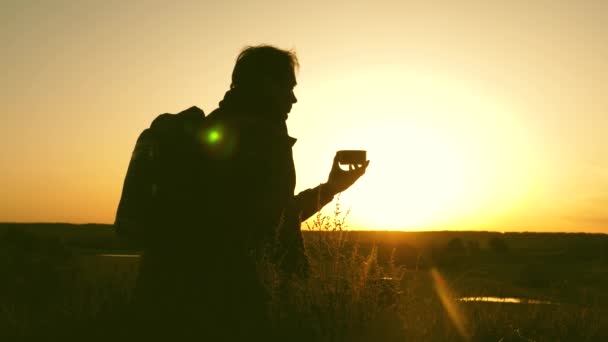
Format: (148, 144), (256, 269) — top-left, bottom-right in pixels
(260, 197), (406, 341)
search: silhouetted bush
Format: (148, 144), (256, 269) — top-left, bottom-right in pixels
(431, 237), (469, 268)
(466, 240), (481, 255)
(446, 237), (466, 254)
(488, 236), (509, 254)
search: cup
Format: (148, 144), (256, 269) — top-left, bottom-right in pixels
(336, 150), (367, 165)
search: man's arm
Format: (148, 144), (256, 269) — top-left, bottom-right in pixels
(291, 183), (335, 222)
(291, 153), (369, 221)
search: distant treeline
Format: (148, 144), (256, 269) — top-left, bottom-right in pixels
(0, 223), (128, 253)
(1, 223), (608, 266)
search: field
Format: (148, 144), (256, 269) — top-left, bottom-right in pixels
(1, 220), (608, 341)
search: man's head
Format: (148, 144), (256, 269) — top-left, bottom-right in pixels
(231, 45), (298, 119)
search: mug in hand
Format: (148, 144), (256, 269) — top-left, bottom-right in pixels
(336, 150), (367, 165)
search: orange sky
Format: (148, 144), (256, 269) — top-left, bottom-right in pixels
(1, 0), (606, 232)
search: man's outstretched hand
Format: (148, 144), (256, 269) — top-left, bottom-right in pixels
(325, 153), (370, 195)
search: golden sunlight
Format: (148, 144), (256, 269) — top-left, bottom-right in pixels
(313, 68), (541, 230)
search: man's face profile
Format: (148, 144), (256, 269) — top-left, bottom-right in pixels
(263, 70), (298, 120)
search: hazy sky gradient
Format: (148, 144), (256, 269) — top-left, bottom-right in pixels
(1, 0), (606, 232)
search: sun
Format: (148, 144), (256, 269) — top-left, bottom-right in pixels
(337, 122), (474, 230)
(300, 68), (539, 231)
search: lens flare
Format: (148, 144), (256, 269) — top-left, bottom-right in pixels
(206, 129), (222, 144)
(430, 268), (470, 341)
(198, 124), (237, 159)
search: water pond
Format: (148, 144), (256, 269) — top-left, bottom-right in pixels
(459, 297), (554, 305)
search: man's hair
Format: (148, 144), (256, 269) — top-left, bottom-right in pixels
(231, 45), (299, 89)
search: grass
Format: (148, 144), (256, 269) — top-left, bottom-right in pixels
(398, 270), (608, 341)
(1, 204), (608, 341)
(259, 198), (407, 341)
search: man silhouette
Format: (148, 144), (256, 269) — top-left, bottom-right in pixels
(118, 45), (368, 340)
(204, 45), (369, 276)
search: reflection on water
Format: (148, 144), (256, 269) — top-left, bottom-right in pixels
(459, 297), (554, 305)
(98, 254), (141, 258)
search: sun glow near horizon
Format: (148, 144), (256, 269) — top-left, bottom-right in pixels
(3, 1), (606, 232)
(303, 69), (541, 231)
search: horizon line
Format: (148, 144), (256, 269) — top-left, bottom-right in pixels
(1, 222), (606, 235)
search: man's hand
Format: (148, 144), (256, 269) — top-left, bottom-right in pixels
(325, 153), (370, 195)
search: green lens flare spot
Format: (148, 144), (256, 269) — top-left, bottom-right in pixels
(206, 129), (221, 144)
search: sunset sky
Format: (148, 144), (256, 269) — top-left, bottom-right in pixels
(1, 0), (606, 232)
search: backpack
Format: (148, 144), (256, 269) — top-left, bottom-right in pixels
(114, 106), (207, 248)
